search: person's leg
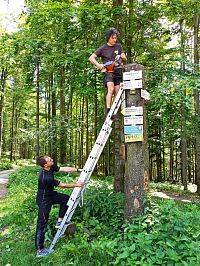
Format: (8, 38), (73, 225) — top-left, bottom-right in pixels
(106, 82), (115, 111)
(35, 201), (51, 251)
(52, 193), (69, 222)
(114, 84), (120, 96)
(103, 74), (115, 112)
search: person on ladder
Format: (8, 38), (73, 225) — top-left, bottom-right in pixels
(35, 155), (84, 257)
(89, 28), (127, 117)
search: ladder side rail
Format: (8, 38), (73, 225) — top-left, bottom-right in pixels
(67, 126), (112, 207)
(49, 126), (113, 251)
(78, 124), (112, 171)
(49, 85), (124, 250)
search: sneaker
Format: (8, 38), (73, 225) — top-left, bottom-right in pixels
(36, 248), (53, 258)
(55, 220), (71, 229)
(55, 220), (62, 228)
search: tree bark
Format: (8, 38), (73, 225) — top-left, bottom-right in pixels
(124, 63), (148, 221)
(0, 67), (7, 158)
(52, 75), (57, 163)
(193, 15), (200, 194)
(180, 19), (188, 190)
(59, 66), (67, 163)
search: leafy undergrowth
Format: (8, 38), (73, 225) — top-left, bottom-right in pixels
(1, 167), (200, 265)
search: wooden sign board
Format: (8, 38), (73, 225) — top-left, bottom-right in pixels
(141, 89), (150, 100)
(125, 134), (143, 143)
(121, 106), (143, 116)
(130, 70), (143, 79)
(124, 116), (143, 125)
(124, 125), (143, 135)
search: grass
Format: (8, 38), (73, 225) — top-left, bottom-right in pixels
(1, 167), (200, 265)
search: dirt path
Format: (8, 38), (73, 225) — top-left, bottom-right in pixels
(0, 169), (16, 199)
(151, 191), (200, 205)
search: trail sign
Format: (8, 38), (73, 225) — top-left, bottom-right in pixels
(125, 134), (143, 142)
(130, 70), (142, 79)
(124, 116), (143, 125)
(124, 125), (143, 135)
(121, 106), (143, 116)
(141, 89), (150, 101)
(123, 72), (132, 81)
(132, 80), (142, 88)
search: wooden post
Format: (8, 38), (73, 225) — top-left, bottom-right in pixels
(123, 63), (149, 221)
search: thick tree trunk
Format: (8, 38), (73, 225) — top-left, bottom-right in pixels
(124, 63), (148, 221)
(114, 113), (124, 192)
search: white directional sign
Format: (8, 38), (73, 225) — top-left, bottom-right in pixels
(141, 89), (150, 100)
(123, 80), (142, 89)
(123, 72), (132, 81)
(121, 106), (143, 116)
(124, 116), (143, 125)
(125, 134), (143, 143)
(123, 80), (134, 90)
(130, 70), (142, 79)
(132, 80), (143, 88)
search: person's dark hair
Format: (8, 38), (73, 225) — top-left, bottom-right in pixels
(36, 156), (48, 167)
(105, 28), (120, 42)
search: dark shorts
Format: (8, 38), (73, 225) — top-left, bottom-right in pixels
(103, 68), (123, 88)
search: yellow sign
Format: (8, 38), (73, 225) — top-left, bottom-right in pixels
(125, 134), (143, 143)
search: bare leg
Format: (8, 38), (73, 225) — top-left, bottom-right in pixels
(106, 82), (115, 109)
(114, 84), (120, 96)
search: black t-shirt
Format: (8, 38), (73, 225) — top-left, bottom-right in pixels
(37, 165), (60, 197)
(94, 43), (123, 64)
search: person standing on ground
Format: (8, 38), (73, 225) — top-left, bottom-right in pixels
(35, 155), (84, 257)
(89, 28), (127, 115)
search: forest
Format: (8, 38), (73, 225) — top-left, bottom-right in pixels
(0, 0), (200, 265)
(0, 0), (199, 190)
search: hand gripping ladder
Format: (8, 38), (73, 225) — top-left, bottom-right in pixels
(49, 83), (124, 251)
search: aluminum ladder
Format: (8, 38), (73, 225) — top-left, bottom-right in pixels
(49, 84), (124, 251)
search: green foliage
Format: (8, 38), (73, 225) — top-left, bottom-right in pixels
(150, 181), (182, 192)
(0, 159), (12, 170)
(1, 167), (200, 265)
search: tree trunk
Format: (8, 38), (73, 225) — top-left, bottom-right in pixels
(59, 67), (67, 163)
(124, 63), (147, 220)
(114, 113), (124, 192)
(10, 99), (15, 162)
(169, 139), (174, 181)
(180, 19), (187, 190)
(193, 15), (200, 194)
(0, 67), (7, 158)
(36, 62), (40, 158)
(52, 76), (57, 163)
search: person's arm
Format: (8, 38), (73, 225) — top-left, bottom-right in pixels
(89, 53), (104, 71)
(59, 167), (82, 173)
(121, 52), (127, 61)
(58, 181), (84, 189)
